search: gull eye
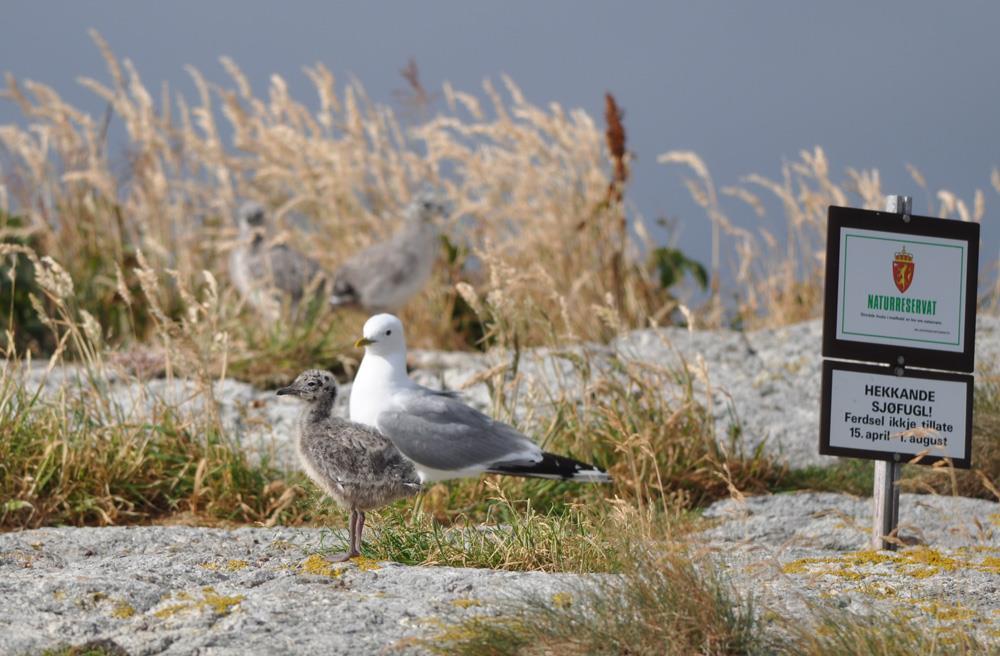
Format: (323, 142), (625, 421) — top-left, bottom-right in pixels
(386, 329), (392, 336)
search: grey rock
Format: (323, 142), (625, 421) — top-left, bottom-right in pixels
(699, 492), (1000, 644)
(3, 494), (997, 653)
(0, 526), (581, 656)
(701, 491), (999, 550)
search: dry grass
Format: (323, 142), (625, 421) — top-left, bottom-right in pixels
(0, 250), (312, 529)
(0, 386), (304, 529)
(774, 604), (996, 656)
(430, 544), (764, 656)
(1, 31), (677, 356)
(659, 148), (990, 328)
(0, 240), (775, 533)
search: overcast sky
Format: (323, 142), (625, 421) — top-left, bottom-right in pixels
(2, 1), (998, 283)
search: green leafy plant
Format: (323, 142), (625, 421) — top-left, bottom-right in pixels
(650, 246), (709, 292)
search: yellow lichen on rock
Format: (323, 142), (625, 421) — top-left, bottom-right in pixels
(781, 552), (898, 580)
(830, 566), (864, 581)
(200, 559), (249, 572)
(901, 547), (958, 576)
(154, 602), (191, 619)
(920, 600), (977, 622)
(781, 557), (827, 575)
(978, 556), (1000, 573)
(844, 550), (899, 566)
(856, 582), (896, 598)
(153, 587), (245, 619)
(351, 555), (381, 572)
(551, 592), (573, 609)
(782, 547), (983, 582)
(450, 598), (482, 609)
(111, 601), (136, 619)
(300, 553), (345, 578)
(201, 587), (245, 614)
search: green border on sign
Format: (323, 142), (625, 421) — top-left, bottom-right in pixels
(839, 233), (964, 347)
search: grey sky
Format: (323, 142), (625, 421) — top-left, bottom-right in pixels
(2, 1), (998, 285)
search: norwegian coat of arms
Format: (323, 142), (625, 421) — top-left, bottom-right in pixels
(893, 245), (914, 293)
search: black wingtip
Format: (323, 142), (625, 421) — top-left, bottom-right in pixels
(487, 452), (612, 483)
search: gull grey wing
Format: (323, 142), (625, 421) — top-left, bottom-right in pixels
(375, 393), (541, 472)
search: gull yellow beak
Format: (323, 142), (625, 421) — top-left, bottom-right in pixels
(355, 337), (375, 348)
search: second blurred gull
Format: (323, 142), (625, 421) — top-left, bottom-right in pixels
(329, 190), (448, 313)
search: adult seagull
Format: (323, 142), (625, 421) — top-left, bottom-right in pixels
(350, 313), (612, 484)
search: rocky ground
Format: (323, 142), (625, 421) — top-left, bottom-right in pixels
(1, 492), (997, 655)
(0, 525), (580, 655)
(15, 315), (1000, 472)
(4, 318), (1000, 653)
(702, 492), (1000, 644)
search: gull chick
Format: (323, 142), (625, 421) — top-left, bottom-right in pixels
(230, 201), (329, 320)
(329, 191), (448, 313)
(278, 369), (421, 560)
(350, 314), (612, 484)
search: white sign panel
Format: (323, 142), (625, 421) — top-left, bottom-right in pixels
(835, 227), (968, 352)
(822, 363), (971, 466)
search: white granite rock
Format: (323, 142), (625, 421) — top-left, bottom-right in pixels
(9, 316), (1000, 471)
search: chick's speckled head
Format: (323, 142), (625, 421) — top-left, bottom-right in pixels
(276, 369), (337, 402)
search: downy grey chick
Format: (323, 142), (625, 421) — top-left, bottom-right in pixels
(230, 201), (329, 321)
(328, 190), (448, 313)
(277, 369), (421, 560)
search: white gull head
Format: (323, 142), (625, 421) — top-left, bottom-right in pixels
(357, 313), (406, 358)
(350, 313), (413, 426)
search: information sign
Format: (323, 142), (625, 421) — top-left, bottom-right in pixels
(822, 206), (979, 372)
(820, 360), (973, 469)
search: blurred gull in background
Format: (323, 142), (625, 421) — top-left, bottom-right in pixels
(229, 201), (330, 321)
(329, 190), (448, 313)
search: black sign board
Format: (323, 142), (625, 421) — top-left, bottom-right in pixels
(819, 360), (973, 469)
(822, 206), (979, 372)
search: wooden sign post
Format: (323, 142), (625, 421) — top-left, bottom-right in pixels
(820, 195), (979, 550)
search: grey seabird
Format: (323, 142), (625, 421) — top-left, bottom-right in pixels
(328, 190), (448, 313)
(278, 369), (421, 560)
(229, 201), (330, 320)
(349, 314), (613, 485)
